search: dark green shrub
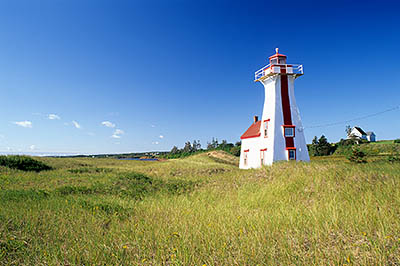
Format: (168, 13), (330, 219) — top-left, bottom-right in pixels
(387, 145), (400, 163)
(0, 156), (52, 172)
(308, 135), (336, 156)
(338, 138), (359, 146)
(394, 139), (400, 144)
(230, 146), (241, 157)
(347, 148), (367, 163)
(387, 155), (400, 163)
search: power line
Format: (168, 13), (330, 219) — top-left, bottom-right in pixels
(304, 105), (400, 129)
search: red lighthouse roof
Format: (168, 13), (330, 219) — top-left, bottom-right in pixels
(240, 120), (261, 139)
(269, 48), (287, 59)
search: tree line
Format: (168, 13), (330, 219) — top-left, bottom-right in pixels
(164, 138), (241, 159)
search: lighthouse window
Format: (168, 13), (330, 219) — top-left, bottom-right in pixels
(284, 127), (295, 137)
(264, 120), (269, 137)
(288, 150), (296, 160)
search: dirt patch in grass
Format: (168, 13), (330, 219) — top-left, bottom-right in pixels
(207, 151), (239, 166)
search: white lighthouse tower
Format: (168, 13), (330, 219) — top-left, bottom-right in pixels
(239, 49), (310, 169)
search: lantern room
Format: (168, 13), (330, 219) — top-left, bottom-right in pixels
(254, 48), (303, 81)
(269, 48), (286, 65)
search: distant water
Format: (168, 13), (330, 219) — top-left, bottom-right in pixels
(118, 158), (158, 161)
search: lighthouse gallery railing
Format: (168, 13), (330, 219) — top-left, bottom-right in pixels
(254, 64), (303, 81)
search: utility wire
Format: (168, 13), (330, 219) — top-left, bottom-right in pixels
(304, 105), (400, 129)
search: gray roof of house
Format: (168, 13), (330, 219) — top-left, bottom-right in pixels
(366, 131), (375, 136)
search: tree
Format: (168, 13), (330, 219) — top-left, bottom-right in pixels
(308, 135), (333, 156)
(192, 140), (198, 152)
(207, 138), (218, 150)
(182, 141), (193, 153)
(192, 140), (201, 151)
(345, 125), (352, 138)
(316, 135), (331, 156)
(170, 146), (179, 154)
(230, 146), (241, 157)
(308, 136), (319, 156)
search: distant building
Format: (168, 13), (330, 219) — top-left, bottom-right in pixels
(366, 131), (376, 142)
(348, 126), (376, 142)
(349, 126), (367, 140)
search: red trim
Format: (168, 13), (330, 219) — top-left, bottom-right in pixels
(283, 125), (296, 138)
(264, 119), (270, 122)
(244, 149), (249, 152)
(286, 147), (296, 150)
(241, 133), (261, 139)
(269, 53), (287, 59)
(280, 69), (292, 125)
(286, 138), (294, 148)
(280, 69), (296, 151)
(260, 148), (267, 151)
(271, 64), (292, 67)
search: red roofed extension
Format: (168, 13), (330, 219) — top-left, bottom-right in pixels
(240, 120), (261, 139)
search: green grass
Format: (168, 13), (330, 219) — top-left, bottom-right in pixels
(372, 140), (395, 144)
(0, 152), (399, 265)
(334, 141), (400, 156)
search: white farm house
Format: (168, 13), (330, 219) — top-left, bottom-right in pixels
(348, 126), (376, 142)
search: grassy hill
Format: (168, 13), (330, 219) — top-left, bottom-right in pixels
(333, 139), (400, 156)
(0, 152), (399, 265)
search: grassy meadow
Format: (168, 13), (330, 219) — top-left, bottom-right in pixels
(0, 151), (399, 265)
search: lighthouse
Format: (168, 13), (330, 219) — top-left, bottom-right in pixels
(239, 49), (310, 169)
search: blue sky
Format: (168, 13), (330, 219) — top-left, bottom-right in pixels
(1, 0), (399, 154)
